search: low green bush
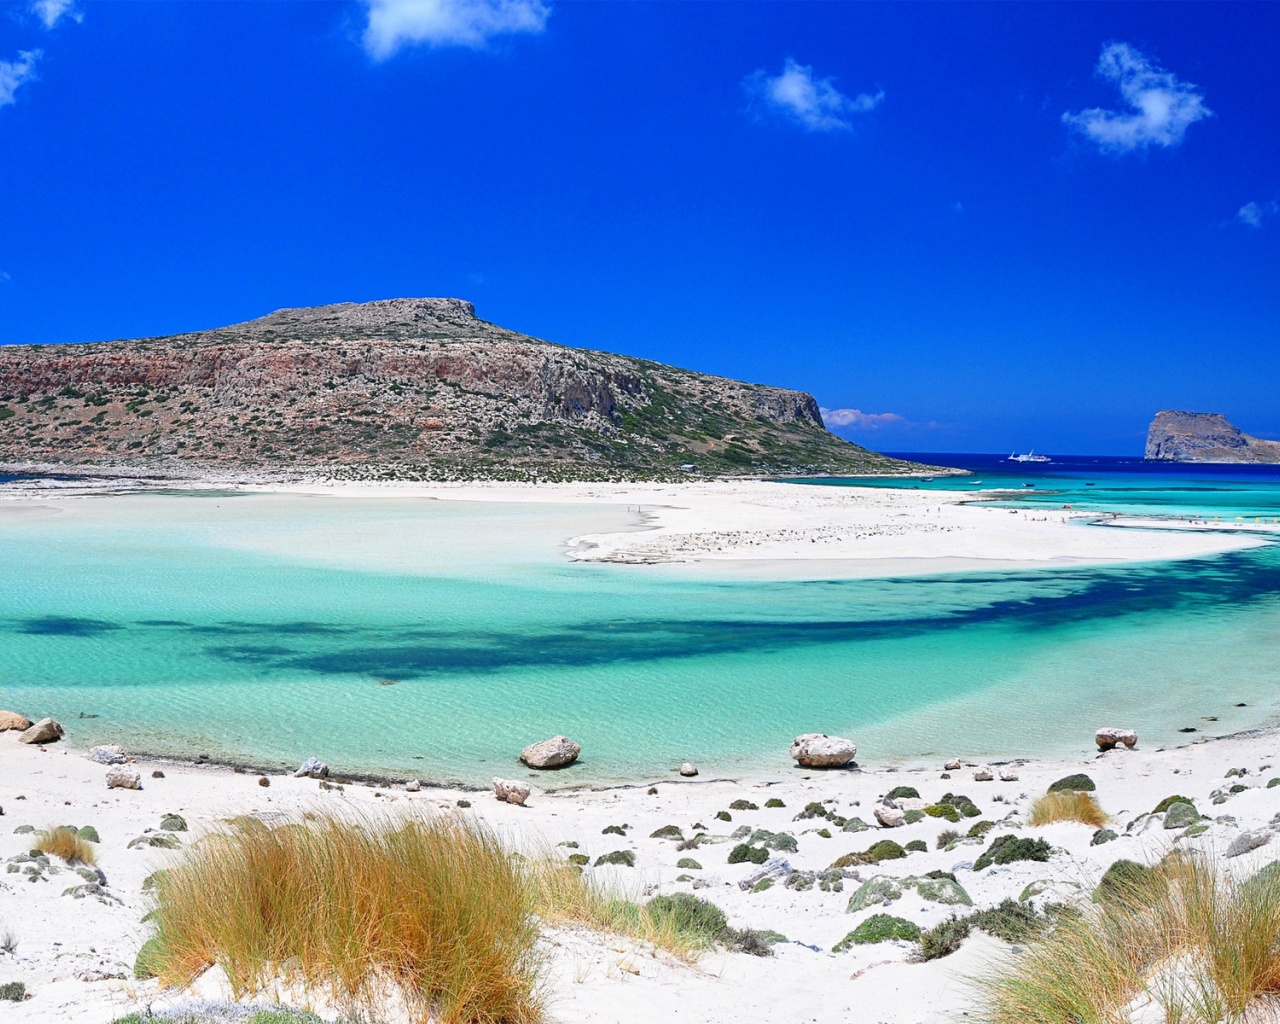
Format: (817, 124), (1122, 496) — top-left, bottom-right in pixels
(728, 800), (758, 811)
(940, 793), (982, 817)
(77, 826), (100, 843)
(925, 803), (961, 822)
(967, 820), (996, 839)
(1094, 858), (1150, 903)
(936, 829), (960, 849)
(765, 798), (785, 808)
(728, 844), (768, 865)
(676, 857), (702, 870)
(1047, 773), (1096, 793)
(905, 840), (927, 853)
(793, 801), (829, 820)
(649, 825), (684, 840)
(973, 835), (1051, 871)
(714, 810), (732, 822)
(1152, 794), (1196, 814)
(602, 824), (626, 836)
(0, 981), (25, 1002)
(568, 853), (589, 866)
(833, 914), (920, 950)
(594, 850), (635, 868)
(886, 786), (920, 801)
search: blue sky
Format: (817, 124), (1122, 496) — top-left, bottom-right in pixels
(1, 1), (1277, 454)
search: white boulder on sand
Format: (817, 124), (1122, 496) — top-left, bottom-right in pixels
(87, 744), (128, 765)
(790, 733), (857, 768)
(493, 777), (531, 805)
(520, 735), (581, 769)
(973, 765), (994, 781)
(1096, 727), (1138, 750)
(105, 766), (142, 790)
(0, 710), (33, 731)
(874, 805), (906, 828)
(679, 761), (699, 777)
(18, 717), (63, 744)
(293, 757), (329, 778)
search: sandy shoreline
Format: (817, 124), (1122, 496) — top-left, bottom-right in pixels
(3, 723), (1280, 1024)
(4, 475), (1269, 579)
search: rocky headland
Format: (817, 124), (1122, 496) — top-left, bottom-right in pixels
(0, 298), (937, 481)
(1145, 410), (1280, 464)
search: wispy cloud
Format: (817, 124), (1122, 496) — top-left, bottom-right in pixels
(362, 0), (549, 59)
(744, 58), (883, 133)
(31, 0), (81, 29)
(822, 408), (908, 430)
(1063, 42), (1211, 154)
(1237, 200), (1279, 229)
(0, 50), (40, 110)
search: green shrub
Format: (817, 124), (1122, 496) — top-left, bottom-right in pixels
(602, 824), (626, 836)
(676, 857), (702, 869)
(905, 840), (927, 853)
(594, 850), (635, 867)
(1162, 802), (1199, 829)
(936, 829), (960, 849)
(160, 814), (188, 832)
(567, 854), (589, 866)
(970, 899), (1044, 942)
(1047, 773), (1096, 793)
(925, 803), (961, 822)
(714, 810), (732, 822)
(967, 820), (996, 839)
(793, 802), (828, 821)
(728, 844), (768, 865)
(917, 915), (971, 960)
(886, 786), (920, 801)
(940, 793), (982, 817)
(0, 981), (24, 1002)
(834, 914), (920, 950)
(133, 937), (162, 979)
(973, 835), (1051, 871)
(649, 825), (684, 840)
(904, 810), (925, 824)
(728, 800), (758, 811)
(1152, 794), (1196, 814)
(828, 839), (906, 870)
(644, 892), (727, 941)
(1094, 858), (1151, 903)
(764, 798), (785, 808)
(77, 825), (100, 843)
(1091, 829), (1118, 845)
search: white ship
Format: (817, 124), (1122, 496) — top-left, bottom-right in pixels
(1007, 450), (1051, 463)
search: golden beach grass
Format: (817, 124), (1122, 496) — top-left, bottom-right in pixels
(1028, 790), (1109, 829)
(35, 826), (96, 866)
(983, 853), (1280, 1024)
(143, 812), (542, 1024)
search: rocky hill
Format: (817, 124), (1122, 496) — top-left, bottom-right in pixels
(0, 298), (935, 480)
(1145, 410), (1280, 464)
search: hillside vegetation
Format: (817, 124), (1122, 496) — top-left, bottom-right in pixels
(0, 298), (934, 480)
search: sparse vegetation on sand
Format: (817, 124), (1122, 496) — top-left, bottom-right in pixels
(140, 812), (760, 1022)
(35, 825), (97, 866)
(141, 813), (542, 1024)
(1029, 791), (1109, 828)
(983, 853), (1280, 1024)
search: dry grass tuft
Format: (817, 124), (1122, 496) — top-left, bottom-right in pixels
(143, 812), (542, 1024)
(983, 852), (1280, 1024)
(527, 860), (715, 961)
(35, 826), (96, 866)
(1029, 791), (1109, 829)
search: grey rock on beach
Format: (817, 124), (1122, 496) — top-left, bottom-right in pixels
(293, 757), (329, 779)
(520, 735), (581, 769)
(494, 778), (531, 806)
(87, 744), (128, 765)
(1225, 831), (1271, 859)
(18, 717), (63, 744)
(1096, 728), (1138, 751)
(0, 710), (33, 732)
(790, 733), (857, 768)
(874, 806), (906, 828)
(679, 762), (699, 777)
(106, 767), (142, 790)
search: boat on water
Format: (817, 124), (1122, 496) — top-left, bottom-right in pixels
(1008, 451), (1051, 463)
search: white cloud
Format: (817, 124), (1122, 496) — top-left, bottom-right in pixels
(362, 0), (549, 59)
(1063, 42), (1211, 154)
(32, 0), (81, 29)
(744, 58), (883, 133)
(0, 50), (40, 110)
(1237, 200), (1279, 229)
(821, 408), (907, 430)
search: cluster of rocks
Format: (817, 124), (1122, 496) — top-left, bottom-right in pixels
(0, 713), (63, 745)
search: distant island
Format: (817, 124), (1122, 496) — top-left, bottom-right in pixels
(1146, 410), (1280, 464)
(0, 297), (942, 481)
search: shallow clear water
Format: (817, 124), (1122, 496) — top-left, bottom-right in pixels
(1, 467), (1279, 786)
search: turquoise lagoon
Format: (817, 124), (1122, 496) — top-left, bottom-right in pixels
(1, 462), (1279, 786)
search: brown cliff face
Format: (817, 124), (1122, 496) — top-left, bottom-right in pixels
(0, 297), (930, 480)
(1145, 410), (1280, 464)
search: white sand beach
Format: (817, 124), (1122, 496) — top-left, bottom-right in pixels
(2, 722), (1279, 1024)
